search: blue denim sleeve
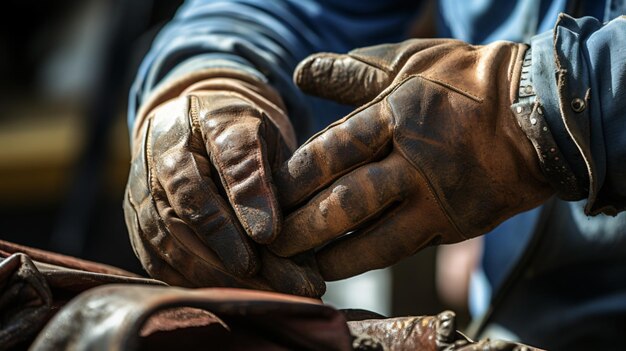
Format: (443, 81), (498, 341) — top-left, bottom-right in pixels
(129, 0), (419, 136)
(531, 14), (626, 215)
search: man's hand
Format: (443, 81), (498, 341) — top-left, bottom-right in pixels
(270, 39), (554, 280)
(124, 69), (324, 297)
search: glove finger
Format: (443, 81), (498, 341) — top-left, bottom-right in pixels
(142, 188), (267, 289)
(294, 52), (391, 106)
(124, 189), (196, 287)
(135, 177), (269, 289)
(275, 101), (393, 211)
(154, 149), (260, 277)
(126, 119), (266, 289)
(150, 97), (259, 277)
(125, 119), (191, 286)
(197, 93), (282, 244)
(314, 201), (424, 281)
(315, 157), (453, 281)
(294, 39), (455, 106)
(182, 73), (298, 151)
(260, 249), (326, 298)
(270, 153), (413, 257)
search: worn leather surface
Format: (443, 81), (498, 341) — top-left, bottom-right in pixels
(0, 239), (138, 277)
(0, 242), (163, 350)
(30, 285), (352, 351)
(124, 69), (324, 297)
(0, 254), (50, 350)
(271, 39), (554, 280)
(348, 311), (459, 351)
(27, 289), (539, 351)
(348, 311), (542, 351)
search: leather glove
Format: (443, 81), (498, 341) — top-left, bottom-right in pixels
(269, 39), (554, 280)
(124, 69), (324, 296)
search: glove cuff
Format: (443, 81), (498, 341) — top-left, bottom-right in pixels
(510, 47), (587, 200)
(133, 68), (296, 151)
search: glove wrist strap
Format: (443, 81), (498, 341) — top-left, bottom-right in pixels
(510, 47), (584, 199)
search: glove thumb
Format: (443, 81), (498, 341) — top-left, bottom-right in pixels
(294, 47), (395, 106)
(294, 40), (458, 106)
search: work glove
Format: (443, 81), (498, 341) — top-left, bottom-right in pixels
(124, 69), (324, 297)
(270, 39), (555, 280)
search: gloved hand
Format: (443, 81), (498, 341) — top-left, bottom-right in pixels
(124, 69), (324, 297)
(270, 39), (554, 280)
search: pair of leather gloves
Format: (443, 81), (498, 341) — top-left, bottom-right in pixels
(124, 38), (557, 297)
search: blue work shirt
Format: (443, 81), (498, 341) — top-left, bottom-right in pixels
(130, 0), (626, 211)
(130, 1), (626, 349)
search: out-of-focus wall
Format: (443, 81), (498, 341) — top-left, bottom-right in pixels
(0, 0), (183, 271)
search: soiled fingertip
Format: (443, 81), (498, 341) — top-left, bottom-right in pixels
(238, 204), (280, 245)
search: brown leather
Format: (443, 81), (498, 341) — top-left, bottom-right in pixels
(0, 243), (163, 350)
(27, 287), (537, 351)
(124, 68), (324, 297)
(451, 340), (543, 351)
(0, 239), (137, 277)
(271, 39), (553, 280)
(348, 311), (543, 351)
(30, 285), (352, 351)
(348, 311), (459, 351)
(0, 254), (50, 350)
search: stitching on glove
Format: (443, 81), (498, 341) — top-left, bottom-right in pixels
(416, 74), (483, 103)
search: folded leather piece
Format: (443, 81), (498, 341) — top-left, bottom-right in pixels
(0, 243), (539, 350)
(24, 283), (540, 351)
(0, 241), (164, 349)
(30, 285), (352, 351)
(0, 239), (138, 277)
(0, 254), (51, 350)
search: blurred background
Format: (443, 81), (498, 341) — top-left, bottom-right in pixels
(0, 0), (469, 325)
(0, 0), (183, 273)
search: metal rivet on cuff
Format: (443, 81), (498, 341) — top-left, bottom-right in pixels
(530, 118), (537, 125)
(516, 106), (523, 114)
(571, 98), (586, 112)
(524, 85), (534, 94)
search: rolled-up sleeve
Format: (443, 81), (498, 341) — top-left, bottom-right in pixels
(531, 14), (626, 215)
(129, 0), (420, 136)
